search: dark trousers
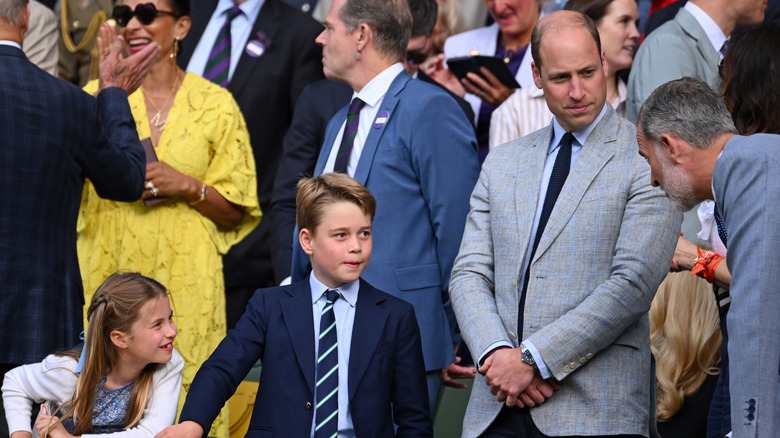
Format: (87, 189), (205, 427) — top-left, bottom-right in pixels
(480, 406), (645, 438)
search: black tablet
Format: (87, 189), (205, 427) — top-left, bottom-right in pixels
(447, 55), (521, 89)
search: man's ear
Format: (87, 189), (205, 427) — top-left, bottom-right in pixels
(532, 62), (542, 89)
(110, 330), (128, 349)
(600, 49), (609, 77)
(299, 228), (315, 256)
(661, 133), (689, 165)
(355, 23), (370, 52)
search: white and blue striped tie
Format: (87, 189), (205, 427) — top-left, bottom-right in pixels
(314, 289), (340, 438)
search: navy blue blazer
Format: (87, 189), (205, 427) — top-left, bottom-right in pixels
(179, 279), (432, 437)
(291, 71), (480, 372)
(0, 45), (145, 364)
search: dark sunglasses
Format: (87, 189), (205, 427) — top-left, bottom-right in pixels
(405, 50), (427, 65)
(112, 3), (182, 27)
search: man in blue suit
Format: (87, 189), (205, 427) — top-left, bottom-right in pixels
(160, 173), (432, 437)
(637, 77), (780, 438)
(0, 6), (157, 435)
(290, 0), (480, 410)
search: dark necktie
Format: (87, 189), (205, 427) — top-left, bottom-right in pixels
(203, 6), (242, 88)
(519, 132), (575, 337)
(713, 204), (728, 248)
(314, 289), (340, 438)
(334, 98), (366, 173)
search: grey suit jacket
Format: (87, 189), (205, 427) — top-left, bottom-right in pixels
(627, 8), (720, 123)
(713, 134), (780, 438)
(450, 107), (681, 437)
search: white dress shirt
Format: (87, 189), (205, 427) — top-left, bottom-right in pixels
(684, 1), (727, 57)
(185, 0), (265, 82)
(323, 63), (405, 176)
(309, 272), (358, 438)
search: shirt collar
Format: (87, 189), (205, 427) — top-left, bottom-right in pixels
(0, 40), (22, 49)
(217, 0), (264, 20)
(354, 63), (404, 107)
(549, 102), (608, 153)
(309, 271), (359, 307)
(684, 2), (727, 56)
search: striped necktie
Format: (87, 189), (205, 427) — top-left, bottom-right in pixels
(203, 6), (242, 88)
(334, 98), (366, 173)
(314, 289), (340, 438)
(713, 204), (728, 248)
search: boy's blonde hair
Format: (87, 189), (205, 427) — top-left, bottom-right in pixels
(296, 173), (377, 233)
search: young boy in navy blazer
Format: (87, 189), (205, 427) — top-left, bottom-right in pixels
(158, 173), (432, 438)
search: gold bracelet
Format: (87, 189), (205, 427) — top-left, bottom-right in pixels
(190, 183), (208, 205)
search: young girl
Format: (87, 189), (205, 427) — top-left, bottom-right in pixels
(2, 272), (183, 437)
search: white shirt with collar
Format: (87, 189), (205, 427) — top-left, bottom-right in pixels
(0, 40), (22, 49)
(185, 0), (265, 82)
(323, 63), (405, 176)
(308, 271), (358, 438)
(684, 1), (728, 57)
(478, 103), (610, 379)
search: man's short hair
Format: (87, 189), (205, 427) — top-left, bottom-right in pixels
(296, 173), (377, 233)
(639, 77), (737, 150)
(339, 0), (412, 61)
(0, 0), (29, 28)
(530, 11), (601, 70)
(408, 0), (437, 38)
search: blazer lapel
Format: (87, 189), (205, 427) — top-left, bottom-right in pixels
(352, 71), (407, 184)
(178, 0), (217, 67)
(532, 108), (618, 263)
(228, 0), (282, 96)
(315, 106), (349, 175)
(347, 280), (388, 402)
(280, 283), (317, 392)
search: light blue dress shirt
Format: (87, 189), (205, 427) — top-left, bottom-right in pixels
(479, 103), (609, 380)
(185, 0), (264, 82)
(309, 272), (358, 438)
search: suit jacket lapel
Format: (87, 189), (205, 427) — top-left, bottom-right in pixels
(280, 283), (317, 393)
(532, 108), (618, 263)
(677, 9), (720, 67)
(315, 106), (349, 175)
(228, 0), (282, 96)
(348, 280), (388, 402)
(352, 71), (407, 184)
(178, 0), (217, 67)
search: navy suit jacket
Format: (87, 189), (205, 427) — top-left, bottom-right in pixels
(179, 279), (432, 437)
(0, 45), (145, 364)
(178, 0), (324, 290)
(291, 71), (480, 371)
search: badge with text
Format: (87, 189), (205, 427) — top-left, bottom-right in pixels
(245, 31), (272, 58)
(374, 110), (390, 128)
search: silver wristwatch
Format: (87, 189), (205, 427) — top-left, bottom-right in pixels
(520, 343), (539, 372)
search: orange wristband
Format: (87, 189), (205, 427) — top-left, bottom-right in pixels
(691, 245), (724, 283)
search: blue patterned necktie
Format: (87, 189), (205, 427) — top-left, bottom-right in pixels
(334, 98), (366, 173)
(202, 6), (242, 88)
(314, 289), (340, 438)
(519, 132), (574, 337)
(713, 204), (728, 248)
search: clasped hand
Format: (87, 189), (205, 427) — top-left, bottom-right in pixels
(479, 347), (559, 407)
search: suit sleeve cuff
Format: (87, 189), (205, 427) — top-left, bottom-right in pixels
(478, 341), (513, 368)
(523, 340), (552, 379)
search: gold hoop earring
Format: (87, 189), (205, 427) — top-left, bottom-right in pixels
(170, 36), (181, 60)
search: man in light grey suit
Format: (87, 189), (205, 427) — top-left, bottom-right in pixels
(627, 0), (766, 123)
(450, 11), (681, 437)
(637, 77), (780, 438)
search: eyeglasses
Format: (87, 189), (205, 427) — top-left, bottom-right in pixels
(112, 3), (182, 27)
(405, 50), (427, 65)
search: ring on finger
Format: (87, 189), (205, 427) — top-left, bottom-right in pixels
(480, 90), (487, 99)
(145, 181), (155, 190)
(151, 187), (159, 196)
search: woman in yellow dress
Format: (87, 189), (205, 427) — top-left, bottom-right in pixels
(78, 1), (261, 436)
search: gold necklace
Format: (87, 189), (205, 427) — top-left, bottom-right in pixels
(142, 69), (180, 130)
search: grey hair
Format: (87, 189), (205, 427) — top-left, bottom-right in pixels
(639, 77), (737, 149)
(339, 0), (411, 62)
(0, 0), (28, 28)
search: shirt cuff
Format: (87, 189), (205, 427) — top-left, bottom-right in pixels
(523, 340), (552, 379)
(478, 340), (514, 369)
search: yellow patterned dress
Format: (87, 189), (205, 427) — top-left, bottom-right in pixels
(79, 73), (261, 438)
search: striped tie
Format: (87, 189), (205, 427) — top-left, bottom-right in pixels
(315, 289), (340, 438)
(713, 204), (728, 248)
(334, 98), (366, 173)
(202, 6), (242, 88)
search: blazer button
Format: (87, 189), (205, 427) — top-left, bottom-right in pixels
(586, 353), (592, 360)
(563, 365), (571, 373)
(569, 362), (576, 369)
(306, 402), (313, 410)
(512, 280), (517, 288)
(580, 357), (587, 364)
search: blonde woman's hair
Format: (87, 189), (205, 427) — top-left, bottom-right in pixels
(650, 272), (722, 421)
(432, 0), (462, 54)
(49, 272), (169, 436)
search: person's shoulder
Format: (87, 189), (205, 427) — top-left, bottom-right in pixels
(725, 134), (780, 160)
(41, 353), (79, 373)
(445, 24), (497, 48)
(269, 0), (323, 32)
(358, 279), (414, 314)
(183, 73), (242, 109)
